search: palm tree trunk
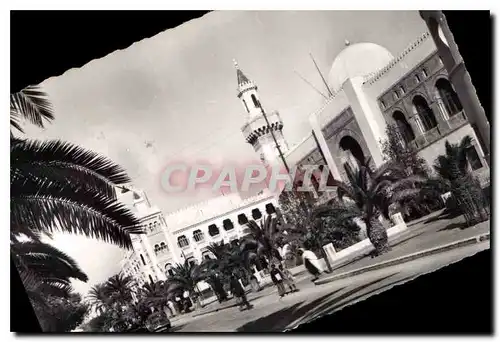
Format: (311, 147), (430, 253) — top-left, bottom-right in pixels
(366, 217), (390, 255)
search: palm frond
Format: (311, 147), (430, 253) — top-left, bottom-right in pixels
(12, 241), (88, 283)
(12, 138), (131, 198)
(11, 177), (143, 249)
(10, 85), (54, 132)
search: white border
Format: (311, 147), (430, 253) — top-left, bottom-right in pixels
(2, 2), (498, 341)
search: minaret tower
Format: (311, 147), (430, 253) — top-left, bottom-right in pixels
(234, 60), (289, 166)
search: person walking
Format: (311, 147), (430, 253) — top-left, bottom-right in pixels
(298, 248), (323, 281)
(269, 264), (286, 298)
(229, 274), (253, 311)
(279, 264), (298, 293)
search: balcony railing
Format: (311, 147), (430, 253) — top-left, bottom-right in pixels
(446, 111), (467, 131)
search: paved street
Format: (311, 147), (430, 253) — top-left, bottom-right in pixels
(173, 239), (489, 332)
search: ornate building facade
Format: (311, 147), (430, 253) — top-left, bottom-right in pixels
(163, 189), (278, 273)
(285, 31), (490, 188)
(119, 186), (279, 286)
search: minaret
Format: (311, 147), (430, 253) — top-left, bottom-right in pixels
(234, 60), (289, 167)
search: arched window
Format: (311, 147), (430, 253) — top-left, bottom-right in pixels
(148, 274), (154, 284)
(242, 99), (249, 113)
(223, 219), (234, 231)
(160, 242), (167, 251)
(380, 99), (386, 109)
(148, 223), (153, 232)
(251, 94), (260, 108)
(399, 85), (405, 95)
(414, 74), (421, 83)
(422, 68), (428, 78)
(202, 251), (212, 260)
(208, 224), (220, 237)
(393, 91), (399, 101)
(140, 254), (146, 266)
(251, 208), (262, 220)
(412, 95), (437, 132)
(165, 263), (174, 277)
(265, 203), (276, 215)
(177, 235), (189, 248)
(154, 244), (160, 253)
(186, 257), (197, 268)
(193, 229), (205, 242)
(435, 78), (463, 117)
(393, 111), (416, 145)
(237, 214), (248, 226)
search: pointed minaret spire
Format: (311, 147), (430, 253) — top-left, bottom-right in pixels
(233, 59), (252, 88)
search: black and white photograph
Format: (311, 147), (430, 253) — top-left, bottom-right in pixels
(10, 9), (492, 333)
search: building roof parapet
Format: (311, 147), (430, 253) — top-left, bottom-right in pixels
(364, 31), (431, 86)
(164, 190), (276, 229)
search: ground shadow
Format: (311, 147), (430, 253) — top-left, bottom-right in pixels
(288, 273), (397, 329)
(424, 209), (462, 224)
(235, 291), (342, 332)
(236, 273), (397, 332)
(438, 221), (468, 232)
(169, 323), (187, 333)
(297, 273), (420, 329)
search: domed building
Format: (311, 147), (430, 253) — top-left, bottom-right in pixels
(327, 42), (400, 92)
(284, 32), (490, 192)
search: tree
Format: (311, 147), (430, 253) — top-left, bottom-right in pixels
(104, 273), (136, 307)
(11, 86), (144, 332)
(314, 159), (421, 255)
(245, 216), (283, 267)
(87, 283), (111, 315)
(277, 189), (316, 234)
(32, 292), (89, 332)
(138, 280), (179, 316)
(166, 259), (205, 307)
(428, 135), (489, 225)
(380, 124), (442, 219)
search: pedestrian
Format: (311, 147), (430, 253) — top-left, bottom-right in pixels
(298, 248), (323, 281)
(279, 264), (298, 293)
(269, 264), (286, 298)
(229, 274), (253, 311)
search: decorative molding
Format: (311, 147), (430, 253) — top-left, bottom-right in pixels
(321, 107), (354, 140)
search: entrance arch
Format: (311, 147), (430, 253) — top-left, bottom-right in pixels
(339, 135), (365, 171)
(412, 95), (437, 132)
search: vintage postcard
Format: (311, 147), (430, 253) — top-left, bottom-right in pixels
(11, 10), (490, 332)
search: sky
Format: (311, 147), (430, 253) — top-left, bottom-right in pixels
(23, 11), (428, 294)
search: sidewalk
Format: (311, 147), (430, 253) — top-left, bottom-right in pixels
(315, 231), (490, 285)
(325, 215), (489, 277)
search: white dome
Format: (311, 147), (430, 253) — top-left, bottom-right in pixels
(327, 42), (395, 91)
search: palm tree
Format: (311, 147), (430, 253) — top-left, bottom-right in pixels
(10, 85), (54, 136)
(138, 280), (179, 316)
(428, 135), (489, 225)
(167, 260), (205, 306)
(104, 273), (136, 307)
(245, 216), (283, 267)
(87, 283), (112, 315)
(314, 159), (421, 256)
